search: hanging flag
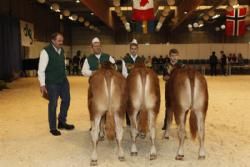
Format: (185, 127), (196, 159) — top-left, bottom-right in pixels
(20, 20), (34, 46)
(225, 7), (247, 36)
(132, 0), (154, 21)
(134, 20), (155, 33)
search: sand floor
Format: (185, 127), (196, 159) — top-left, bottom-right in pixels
(0, 76), (250, 167)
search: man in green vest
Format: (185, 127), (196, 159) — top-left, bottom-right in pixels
(121, 39), (144, 78)
(121, 39), (144, 126)
(81, 37), (116, 76)
(38, 32), (74, 136)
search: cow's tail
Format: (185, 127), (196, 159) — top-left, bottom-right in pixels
(104, 71), (115, 140)
(138, 70), (148, 134)
(188, 71), (197, 140)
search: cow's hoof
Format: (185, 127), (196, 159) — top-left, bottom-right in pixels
(130, 152), (138, 156)
(139, 133), (146, 139)
(98, 136), (104, 141)
(198, 155), (206, 160)
(150, 154), (157, 160)
(175, 155), (184, 160)
(118, 156), (125, 161)
(90, 160), (98, 166)
(163, 136), (169, 140)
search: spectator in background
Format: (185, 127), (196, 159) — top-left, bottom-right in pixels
(145, 55), (152, 68)
(209, 51), (218, 76)
(232, 53), (237, 64)
(220, 51), (227, 76)
(65, 57), (70, 75)
(80, 54), (86, 70)
(228, 53), (233, 63)
(158, 55), (165, 74)
(227, 53), (233, 75)
(237, 53), (244, 65)
(72, 50), (81, 75)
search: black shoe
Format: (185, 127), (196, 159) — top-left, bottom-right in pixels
(50, 129), (61, 136)
(58, 122), (75, 130)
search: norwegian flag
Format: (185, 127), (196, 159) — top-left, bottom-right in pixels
(132, 0), (154, 21)
(226, 7), (247, 36)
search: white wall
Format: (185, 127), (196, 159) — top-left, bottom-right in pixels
(26, 41), (71, 58)
(72, 43), (250, 60)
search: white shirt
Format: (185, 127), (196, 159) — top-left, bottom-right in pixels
(81, 53), (116, 77)
(37, 45), (62, 86)
(121, 54), (138, 78)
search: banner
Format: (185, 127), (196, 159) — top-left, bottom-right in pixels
(226, 7), (247, 36)
(132, 0), (154, 21)
(20, 20), (34, 46)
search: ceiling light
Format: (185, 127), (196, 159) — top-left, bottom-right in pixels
(199, 24), (204, 28)
(233, 4), (240, 8)
(76, 0), (80, 3)
(221, 24), (226, 30)
(212, 14), (220, 19)
(215, 27), (220, 31)
(90, 12), (94, 16)
(193, 22), (199, 28)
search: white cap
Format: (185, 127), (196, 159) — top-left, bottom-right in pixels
(130, 38), (138, 45)
(92, 37), (100, 44)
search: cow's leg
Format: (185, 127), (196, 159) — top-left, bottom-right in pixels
(99, 114), (105, 141)
(90, 115), (102, 166)
(175, 110), (186, 160)
(130, 109), (139, 156)
(195, 110), (206, 160)
(149, 110), (157, 160)
(164, 108), (173, 139)
(114, 113), (125, 161)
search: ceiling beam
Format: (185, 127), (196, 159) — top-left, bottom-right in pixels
(80, 0), (114, 29)
(171, 0), (204, 31)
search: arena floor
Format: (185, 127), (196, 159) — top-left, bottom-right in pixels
(0, 76), (250, 167)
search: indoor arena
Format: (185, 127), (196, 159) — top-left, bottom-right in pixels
(0, 0), (250, 167)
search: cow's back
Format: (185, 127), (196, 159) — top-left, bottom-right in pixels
(127, 67), (160, 115)
(167, 67), (208, 113)
(88, 69), (126, 120)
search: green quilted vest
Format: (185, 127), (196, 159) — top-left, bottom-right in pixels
(87, 53), (110, 71)
(123, 55), (144, 73)
(44, 44), (66, 85)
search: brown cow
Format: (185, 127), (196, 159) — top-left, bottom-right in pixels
(164, 67), (208, 160)
(127, 62), (160, 160)
(88, 62), (127, 166)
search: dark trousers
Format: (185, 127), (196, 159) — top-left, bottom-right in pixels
(210, 64), (217, 76)
(46, 78), (70, 130)
(221, 64), (226, 75)
(72, 65), (78, 75)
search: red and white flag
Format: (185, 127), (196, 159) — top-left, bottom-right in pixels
(226, 7), (247, 36)
(132, 0), (154, 21)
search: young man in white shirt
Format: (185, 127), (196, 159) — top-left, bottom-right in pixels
(121, 39), (144, 126)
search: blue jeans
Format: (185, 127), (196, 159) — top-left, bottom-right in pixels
(46, 78), (70, 130)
